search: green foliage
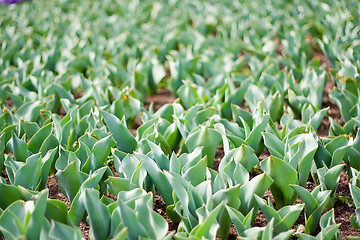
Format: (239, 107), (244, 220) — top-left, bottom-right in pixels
(291, 185), (332, 234)
(260, 156), (298, 209)
(0, 0), (359, 238)
(296, 209), (340, 240)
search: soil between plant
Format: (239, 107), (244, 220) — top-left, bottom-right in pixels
(145, 88), (175, 112)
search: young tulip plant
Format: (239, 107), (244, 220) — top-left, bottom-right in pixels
(291, 184), (332, 234)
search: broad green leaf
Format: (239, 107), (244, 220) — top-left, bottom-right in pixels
(182, 156), (207, 186)
(48, 220), (83, 240)
(135, 193), (168, 239)
(105, 177), (137, 196)
(226, 206), (253, 234)
(83, 189), (111, 240)
(190, 203), (224, 239)
(260, 156), (298, 208)
(26, 189), (48, 240)
(262, 132), (285, 158)
(329, 88), (356, 122)
(14, 153), (42, 190)
(56, 161), (88, 202)
(290, 185), (318, 216)
(7, 131), (29, 162)
(238, 173), (273, 220)
(36, 147), (58, 191)
(88, 135), (116, 172)
(185, 126), (221, 167)
(0, 182), (34, 209)
(68, 167), (107, 226)
(45, 200), (69, 225)
(246, 114), (270, 152)
(20, 120), (39, 140)
(212, 185), (241, 238)
(101, 110), (138, 153)
(136, 153), (173, 205)
(27, 122), (53, 153)
(117, 198), (148, 239)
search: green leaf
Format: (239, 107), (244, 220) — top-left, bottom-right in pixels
(135, 193), (168, 239)
(117, 198), (148, 239)
(14, 153), (42, 190)
(0, 133), (5, 172)
(15, 100), (43, 122)
(164, 171), (202, 229)
(325, 135), (351, 167)
(26, 189), (48, 240)
(262, 132), (285, 158)
(48, 220), (83, 240)
(88, 135), (116, 172)
(0, 182), (34, 209)
(0, 200), (29, 240)
(185, 126), (221, 167)
(83, 189), (111, 240)
(111, 227), (128, 240)
(20, 120), (39, 140)
(45, 199), (69, 225)
(329, 88), (357, 122)
(309, 107), (329, 130)
(246, 114), (270, 152)
(105, 177), (137, 196)
(27, 123), (53, 153)
(190, 203), (224, 239)
(136, 153), (173, 205)
(290, 185), (318, 216)
(101, 110), (138, 153)
(182, 156), (207, 186)
(288, 133), (318, 187)
(323, 164), (344, 192)
(56, 161), (88, 202)
(254, 195), (282, 223)
(68, 167), (107, 226)
(36, 147), (58, 191)
(260, 156), (298, 208)
(212, 185), (241, 238)
(146, 140), (170, 171)
(226, 206), (253, 234)
(7, 131), (29, 162)
(238, 173), (273, 220)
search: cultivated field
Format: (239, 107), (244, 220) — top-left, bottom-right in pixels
(1, 0), (360, 239)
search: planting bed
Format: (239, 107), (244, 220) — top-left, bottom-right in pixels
(1, 0), (360, 239)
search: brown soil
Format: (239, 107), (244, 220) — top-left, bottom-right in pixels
(1, 170), (10, 185)
(104, 192), (117, 201)
(145, 88), (175, 112)
(254, 209), (268, 228)
(59, 106), (66, 118)
(154, 192), (179, 233)
(275, 35), (283, 57)
(336, 171), (360, 239)
(79, 220), (91, 240)
(4, 97), (13, 107)
(213, 146), (225, 172)
(227, 224), (238, 240)
(74, 91), (84, 99)
(47, 175), (71, 209)
(258, 148), (270, 161)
